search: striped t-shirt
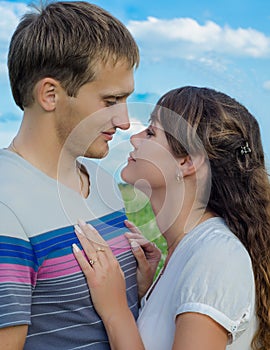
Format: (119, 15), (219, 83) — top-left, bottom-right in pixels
(0, 150), (138, 349)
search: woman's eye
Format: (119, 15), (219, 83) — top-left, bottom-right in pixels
(146, 128), (155, 138)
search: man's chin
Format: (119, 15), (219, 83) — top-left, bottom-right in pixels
(83, 149), (109, 159)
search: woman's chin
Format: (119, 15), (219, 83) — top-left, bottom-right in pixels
(120, 165), (135, 182)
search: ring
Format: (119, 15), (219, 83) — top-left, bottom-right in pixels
(89, 258), (97, 266)
(96, 247), (105, 253)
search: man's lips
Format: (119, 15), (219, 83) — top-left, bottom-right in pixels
(101, 131), (115, 141)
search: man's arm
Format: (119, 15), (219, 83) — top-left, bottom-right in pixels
(0, 203), (33, 349)
(0, 325), (28, 350)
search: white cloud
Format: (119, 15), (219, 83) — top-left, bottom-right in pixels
(263, 80), (270, 90)
(127, 17), (270, 61)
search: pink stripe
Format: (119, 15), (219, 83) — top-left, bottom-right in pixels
(38, 253), (80, 279)
(108, 236), (130, 252)
(112, 248), (131, 256)
(39, 264), (81, 279)
(38, 240), (132, 280)
(0, 264), (36, 285)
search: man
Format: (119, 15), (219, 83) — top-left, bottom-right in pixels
(0, 1), (140, 349)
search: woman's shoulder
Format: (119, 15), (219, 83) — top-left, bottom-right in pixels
(172, 217), (254, 288)
(188, 217), (251, 262)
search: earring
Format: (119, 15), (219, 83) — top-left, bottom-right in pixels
(176, 173), (182, 183)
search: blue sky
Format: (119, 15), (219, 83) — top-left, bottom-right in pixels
(0, 0), (270, 180)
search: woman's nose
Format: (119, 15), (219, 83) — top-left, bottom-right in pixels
(130, 130), (144, 148)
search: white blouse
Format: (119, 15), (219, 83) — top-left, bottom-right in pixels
(137, 217), (256, 350)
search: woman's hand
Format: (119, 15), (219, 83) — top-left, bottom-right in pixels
(124, 220), (162, 299)
(73, 220), (145, 350)
(72, 220), (128, 323)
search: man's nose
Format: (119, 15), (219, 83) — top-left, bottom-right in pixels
(111, 103), (130, 130)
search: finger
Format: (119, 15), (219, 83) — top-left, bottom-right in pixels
(124, 232), (149, 244)
(77, 219), (108, 247)
(124, 220), (142, 235)
(75, 230), (97, 263)
(130, 240), (149, 269)
(72, 243), (95, 278)
(75, 225), (96, 253)
(75, 224), (116, 268)
(125, 233), (154, 249)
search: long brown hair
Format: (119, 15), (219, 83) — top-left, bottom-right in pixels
(152, 86), (270, 349)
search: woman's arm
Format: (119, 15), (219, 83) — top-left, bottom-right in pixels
(0, 325), (28, 350)
(173, 312), (228, 350)
(72, 221), (145, 350)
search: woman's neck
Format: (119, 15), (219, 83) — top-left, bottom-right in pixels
(149, 187), (215, 256)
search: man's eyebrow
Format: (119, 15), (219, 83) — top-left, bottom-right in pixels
(101, 89), (135, 99)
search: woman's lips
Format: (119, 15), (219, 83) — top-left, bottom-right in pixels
(128, 152), (136, 162)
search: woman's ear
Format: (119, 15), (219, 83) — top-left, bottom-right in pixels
(35, 78), (59, 112)
(179, 154), (205, 177)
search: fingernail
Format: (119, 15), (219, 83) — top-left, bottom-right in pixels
(130, 240), (139, 251)
(87, 223), (95, 230)
(74, 224), (83, 234)
(125, 232), (132, 236)
(72, 243), (80, 253)
(78, 218), (86, 227)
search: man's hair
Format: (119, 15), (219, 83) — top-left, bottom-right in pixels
(8, 1), (139, 110)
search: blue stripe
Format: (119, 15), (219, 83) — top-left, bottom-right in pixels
(31, 210), (127, 251)
(30, 226), (75, 244)
(86, 210), (127, 228)
(0, 242), (33, 256)
(0, 236), (38, 267)
(0, 256), (38, 268)
(0, 235), (32, 248)
(29, 210), (128, 262)
(31, 232), (76, 253)
(0, 210), (128, 266)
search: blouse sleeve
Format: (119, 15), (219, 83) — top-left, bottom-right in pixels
(173, 233), (255, 343)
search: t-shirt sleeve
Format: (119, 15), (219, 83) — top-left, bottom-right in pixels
(0, 202), (38, 328)
(173, 234), (255, 343)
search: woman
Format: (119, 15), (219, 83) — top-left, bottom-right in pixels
(73, 86), (270, 350)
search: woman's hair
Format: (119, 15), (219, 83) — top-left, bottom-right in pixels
(151, 86), (270, 350)
(8, 1), (139, 110)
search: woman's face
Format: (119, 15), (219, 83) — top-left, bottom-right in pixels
(121, 121), (179, 192)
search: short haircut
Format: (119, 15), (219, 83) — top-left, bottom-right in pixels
(8, 1), (140, 110)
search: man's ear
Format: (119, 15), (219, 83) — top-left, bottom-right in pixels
(179, 154), (205, 177)
(35, 78), (59, 112)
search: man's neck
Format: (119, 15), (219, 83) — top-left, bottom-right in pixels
(9, 128), (89, 197)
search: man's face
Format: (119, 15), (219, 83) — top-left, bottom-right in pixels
(55, 59), (134, 158)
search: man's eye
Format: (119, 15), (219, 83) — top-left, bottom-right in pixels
(105, 100), (117, 107)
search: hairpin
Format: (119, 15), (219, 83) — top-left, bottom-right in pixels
(239, 141), (252, 156)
